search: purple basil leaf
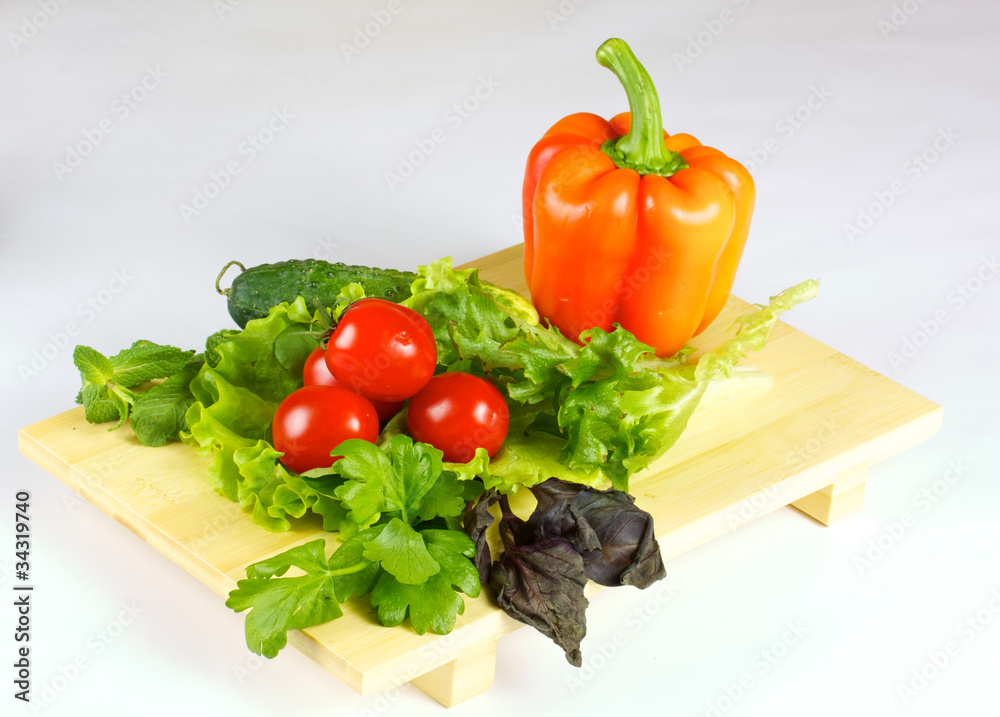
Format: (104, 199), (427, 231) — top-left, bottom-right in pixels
(529, 478), (666, 589)
(522, 497), (601, 553)
(489, 536), (589, 667)
(487, 495), (590, 666)
(572, 489), (666, 588)
(529, 477), (586, 510)
(463, 489), (500, 585)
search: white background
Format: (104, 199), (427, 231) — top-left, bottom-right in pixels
(3, 0), (998, 715)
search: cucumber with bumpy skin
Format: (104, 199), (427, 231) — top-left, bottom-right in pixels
(217, 259), (416, 328)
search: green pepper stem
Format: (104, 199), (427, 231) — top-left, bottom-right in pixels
(596, 38), (687, 177)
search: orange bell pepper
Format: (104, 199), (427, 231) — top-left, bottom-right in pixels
(522, 38), (755, 357)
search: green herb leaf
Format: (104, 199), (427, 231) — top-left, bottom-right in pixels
(380, 434), (444, 522)
(362, 517), (439, 585)
(77, 381), (123, 425)
(423, 529), (480, 597)
(73, 341), (196, 433)
(226, 540), (345, 658)
(334, 434), (450, 528)
(327, 529), (382, 600)
(369, 571), (467, 635)
(332, 439), (391, 528)
(130, 360), (202, 446)
(226, 532), (381, 658)
(368, 529), (481, 634)
(73, 345), (116, 386)
(108, 340), (195, 387)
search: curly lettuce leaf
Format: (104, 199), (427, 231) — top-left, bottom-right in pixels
(405, 258), (818, 493)
(181, 297), (331, 530)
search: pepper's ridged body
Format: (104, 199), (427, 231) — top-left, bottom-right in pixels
(522, 40), (755, 357)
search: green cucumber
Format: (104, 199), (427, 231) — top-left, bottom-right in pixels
(217, 259), (416, 328)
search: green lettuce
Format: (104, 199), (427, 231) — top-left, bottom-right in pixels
(404, 258), (819, 493)
(180, 296), (340, 531)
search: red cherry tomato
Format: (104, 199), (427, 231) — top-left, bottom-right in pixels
(407, 372), (509, 463)
(325, 298), (437, 403)
(303, 347), (403, 422)
(271, 385), (378, 474)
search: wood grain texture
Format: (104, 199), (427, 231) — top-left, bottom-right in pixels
(18, 243), (942, 707)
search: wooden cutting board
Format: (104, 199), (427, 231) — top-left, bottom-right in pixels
(18, 244), (942, 707)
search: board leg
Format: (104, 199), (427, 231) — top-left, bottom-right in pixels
(410, 636), (498, 707)
(791, 462), (868, 526)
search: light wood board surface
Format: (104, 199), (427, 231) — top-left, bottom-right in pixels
(18, 243), (942, 707)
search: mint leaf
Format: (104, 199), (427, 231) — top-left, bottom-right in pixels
(362, 517), (439, 585)
(73, 345), (115, 385)
(77, 382), (122, 425)
(109, 340), (195, 386)
(73, 341), (197, 434)
(130, 361), (202, 446)
(106, 384), (136, 430)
